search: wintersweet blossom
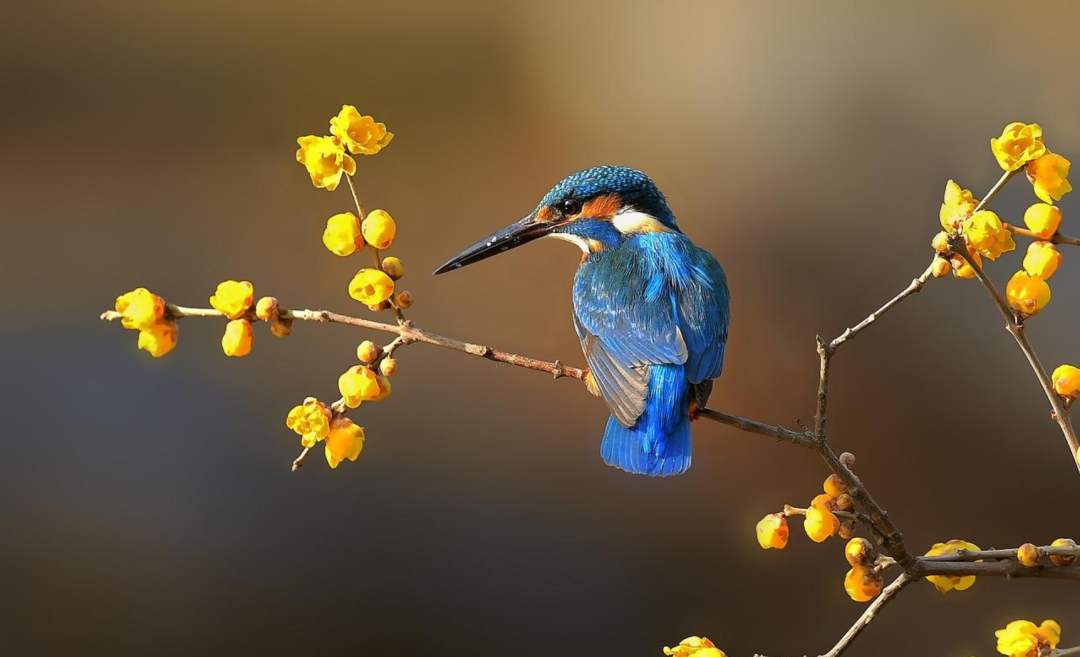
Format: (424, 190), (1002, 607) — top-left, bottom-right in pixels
(115, 287), (165, 331)
(1023, 242), (1061, 280)
(210, 280), (254, 320)
(1017, 543), (1039, 568)
(1050, 538), (1077, 566)
(1006, 271), (1051, 318)
(662, 636), (726, 657)
(940, 180), (978, 231)
(1023, 203), (1062, 239)
(804, 499), (839, 543)
(924, 539), (980, 593)
(1027, 152), (1072, 204)
(322, 212), (364, 256)
(756, 513), (788, 550)
(995, 619), (1061, 657)
(348, 268), (395, 305)
(137, 320), (178, 357)
(324, 416), (364, 469)
(296, 135), (356, 191)
(844, 566), (883, 602)
(963, 211), (1015, 260)
(362, 209), (397, 249)
(991, 122), (1046, 171)
(329, 105), (393, 156)
(338, 365), (381, 408)
(285, 397), (332, 448)
(221, 319), (254, 357)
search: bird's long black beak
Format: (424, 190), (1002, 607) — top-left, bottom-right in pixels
(433, 212), (553, 275)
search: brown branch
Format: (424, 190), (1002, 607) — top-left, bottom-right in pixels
(1005, 223), (1080, 248)
(950, 172), (1080, 475)
(1052, 647), (1080, 657)
(821, 573), (911, 657)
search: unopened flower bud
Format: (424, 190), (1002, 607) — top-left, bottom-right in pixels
(379, 357), (398, 377)
(368, 301), (389, 312)
(931, 256), (951, 278)
(270, 318), (293, 337)
(395, 290), (414, 309)
(1051, 365), (1080, 400)
(255, 296), (279, 321)
(838, 518), (857, 540)
(1049, 538), (1076, 567)
(835, 493), (854, 512)
(931, 231), (951, 254)
(357, 340), (381, 364)
(1017, 543), (1040, 567)
(381, 256), (405, 280)
(844, 565), (883, 602)
(839, 452), (856, 468)
(824, 474), (847, 498)
(845, 537), (874, 567)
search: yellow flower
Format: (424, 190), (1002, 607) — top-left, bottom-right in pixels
(338, 365), (381, 408)
(1006, 271), (1051, 318)
(322, 212), (364, 256)
(963, 211), (1015, 260)
(991, 122), (1046, 171)
(285, 397), (332, 448)
(329, 105), (394, 156)
(1027, 152), (1072, 204)
(1023, 203), (1062, 239)
(995, 619), (1061, 657)
(755, 513), (789, 550)
(372, 374), (392, 401)
(348, 268), (395, 305)
(823, 474), (847, 498)
(662, 636), (726, 657)
(210, 280), (254, 320)
(381, 256), (405, 279)
(221, 319), (254, 357)
(844, 565), (883, 602)
(940, 180), (979, 231)
(925, 539), (980, 593)
(1023, 242), (1061, 280)
(115, 287), (165, 331)
(951, 251), (981, 279)
(296, 135), (356, 191)
(1050, 537), (1076, 567)
(1016, 543), (1039, 568)
(845, 537), (873, 567)
(137, 320), (178, 357)
(361, 209), (397, 250)
(804, 500), (839, 543)
(324, 416), (364, 469)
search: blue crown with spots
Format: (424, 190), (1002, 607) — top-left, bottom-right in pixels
(538, 166), (677, 228)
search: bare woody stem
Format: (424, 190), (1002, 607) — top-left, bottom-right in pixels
(1006, 223), (1080, 247)
(820, 573), (911, 657)
(951, 169), (1080, 475)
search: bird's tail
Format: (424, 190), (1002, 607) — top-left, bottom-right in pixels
(600, 364), (692, 477)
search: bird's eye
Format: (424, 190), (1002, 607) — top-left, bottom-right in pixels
(561, 199), (581, 216)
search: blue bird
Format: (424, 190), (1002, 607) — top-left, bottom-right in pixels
(434, 166), (730, 476)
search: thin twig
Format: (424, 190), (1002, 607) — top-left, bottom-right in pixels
(1052, 647), (1080, 657)
(951, 172), (1080, 475)
(829, 262), (936, 351)
(1005, 224), (1080, 247)
(821, 573), (911, 657)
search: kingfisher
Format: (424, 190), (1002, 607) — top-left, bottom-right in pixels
(434, 166), (730, 476)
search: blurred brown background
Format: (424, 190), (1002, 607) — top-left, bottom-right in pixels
(2, 1), (1079, 655)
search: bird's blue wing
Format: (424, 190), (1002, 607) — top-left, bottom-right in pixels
(573, 247), (688, 428)
(674, 246), (730, 386)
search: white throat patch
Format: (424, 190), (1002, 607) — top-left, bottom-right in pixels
(545, 231), (591, 253)
(612, 208), (670, 234)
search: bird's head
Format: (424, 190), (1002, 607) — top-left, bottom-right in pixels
(434, 165), (677, 274)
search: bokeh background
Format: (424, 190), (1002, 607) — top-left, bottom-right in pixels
(2, 1), (1079, 655)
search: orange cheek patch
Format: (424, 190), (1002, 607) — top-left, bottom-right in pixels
(582, 194), (622, 220)
(536, 207), (554, 223)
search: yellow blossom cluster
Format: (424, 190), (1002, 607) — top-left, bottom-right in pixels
(931, 123), (1073, 323)
(285, 398), (365, 469)
(924, 539), (980, 593)
(296, 105), (392, 192)
(756, 471), (890, 603)
(995, 619), (1061, 657)
(114, 288), (177, 357)
(662, 636), (726, 657)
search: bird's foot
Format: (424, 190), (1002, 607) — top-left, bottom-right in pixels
(689, 402), (701, 422)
